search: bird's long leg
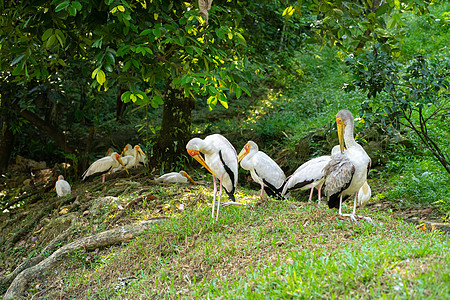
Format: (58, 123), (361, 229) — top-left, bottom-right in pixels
(260, 184), (265, 198)
(212, 176), (217, 219)
(216, 175), (223, 221)
(341, 193), (357, 222)
(308, 187), (314, 202)
(317, 186), (322, 203)
(352, 193), (357, 215)
(102, 174), (106, 183)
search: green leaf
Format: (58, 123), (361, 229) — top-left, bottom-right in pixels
(96, 69), (106, 85)
(54, 29), (65, 47)
(153, 28), (162, 38)
(121, 91), (131, 103)
(11, 54), (25, 66)
(140, 29), (153, 36)
(235, 32), (247, 46)
(42, 28), (54, 41)
(12, 61), (25, 75)
(46, 35), (56, 48)
(92, 67), (100, 79)
(215, 28), (225, 39)
(72, 1), (82, 10)
(55, 1), (70, 12)
(68, 5), (76, 16)
(123, 60), (132, 71)
(235, 86), (242, 99)
(105, 52), (115, 65)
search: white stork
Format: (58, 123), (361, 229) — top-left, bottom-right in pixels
(82, 152), (129, 183)
(238, 141), (286, 199)
(105, 148), (115, 157)
(55, 175), (71, 197)
(155, 171), (196, 184)
(323, 110), (371, 221)
(122, 144), (147, 167)
(282, 155), (331, 202)
(186, 134), (240, 220)
(112, 145), (145, 173)
(357, 181), (371, 207)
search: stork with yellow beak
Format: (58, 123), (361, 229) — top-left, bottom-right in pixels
(155, 171), (196, 184)
(186, 134), (240, 220)
(238, 141), (286, 199)
(323, 110), (371, 221)
(82, 152), (129, 183)
(122, 144), (147, 167)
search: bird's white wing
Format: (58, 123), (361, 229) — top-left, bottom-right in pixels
(82, 156), (114, 179)
(56, 180), (71, 197)
(292, 156), (331, 175)
(155, 172), (181, 182)
(205, 134), (238, 192)
(251, 152), (285, 189)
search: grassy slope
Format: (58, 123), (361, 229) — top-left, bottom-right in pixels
(33, 178), (448, 299)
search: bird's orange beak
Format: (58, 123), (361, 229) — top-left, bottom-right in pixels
(121, 145), (128, 156)
(181, 171), (196, 184)
(116, 155), (129, 175)
(187, 149), (216, 176)
(237, 143), (250, 162)
(336, 117), (346, 153)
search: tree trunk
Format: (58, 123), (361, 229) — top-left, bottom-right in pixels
(0, 120), (14, 173)
(154, 82), (195, 169)
(0, 97), (15, 173)
(11, 103), (74, 154)
(116, 86), (127, 122)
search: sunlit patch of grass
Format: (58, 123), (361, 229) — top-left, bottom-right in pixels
(48, 183), (449, 299)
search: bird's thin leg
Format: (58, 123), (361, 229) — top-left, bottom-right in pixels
(308, 187), (314, 202)
(260, 184), (265, 198)
(212, 176), (217, 219)
(338, 194), (343, 215)
(352, 193), (357, 215)
(341, 193), (357, 222)
(317, 186), (322, 203)
(102, 174), (106, 183)
(216, 175), (223, 221)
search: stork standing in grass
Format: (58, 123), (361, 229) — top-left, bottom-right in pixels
(112, 145), (145, 173)
(186, 134), (241, 220)
(82, 152), (129, 183)
(323, 110), (371, 221)
(282, 155), (331, 202)
(238, 141), (286, 199)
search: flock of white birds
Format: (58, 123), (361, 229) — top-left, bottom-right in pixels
(55, 109), (372, 222)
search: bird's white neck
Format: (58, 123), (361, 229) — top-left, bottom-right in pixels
(344, 122), (358, 149)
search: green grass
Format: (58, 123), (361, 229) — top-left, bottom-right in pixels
(44, 188), (449, 299)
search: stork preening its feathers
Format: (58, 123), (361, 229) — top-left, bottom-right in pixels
(186, 134), (241, 220)
(82, 152), (129, 183)
(122, 144), (147, 167)
(55, 175), (71, 197)
(238, 141), (286, 199)
(155, 171), (196, 184)
(112, 145), (145, 173)
(323, 110), (371, 221)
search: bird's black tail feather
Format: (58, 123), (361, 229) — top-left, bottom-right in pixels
(327, 193), (350, 209)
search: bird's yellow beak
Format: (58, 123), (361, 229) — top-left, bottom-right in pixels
(121, 145), (128, 156)
(137, 147), (146, 158)
(238, 143), (250, 162)
(187, 149), (216, 176)
(181, 171), (196, 184)
(336, 117), (346, 153)
(117, 156), (129, 175)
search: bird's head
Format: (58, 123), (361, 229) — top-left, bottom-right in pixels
(58, 175), (64, 180)
(115, 153), (130, 175)
(336, 110), (354, 153)
(186, 148), (216, 176)
(180, 170), (196, 184)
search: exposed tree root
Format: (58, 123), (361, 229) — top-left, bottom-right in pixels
(0, 227), (73, 291)
(3, 217), (167, 299)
